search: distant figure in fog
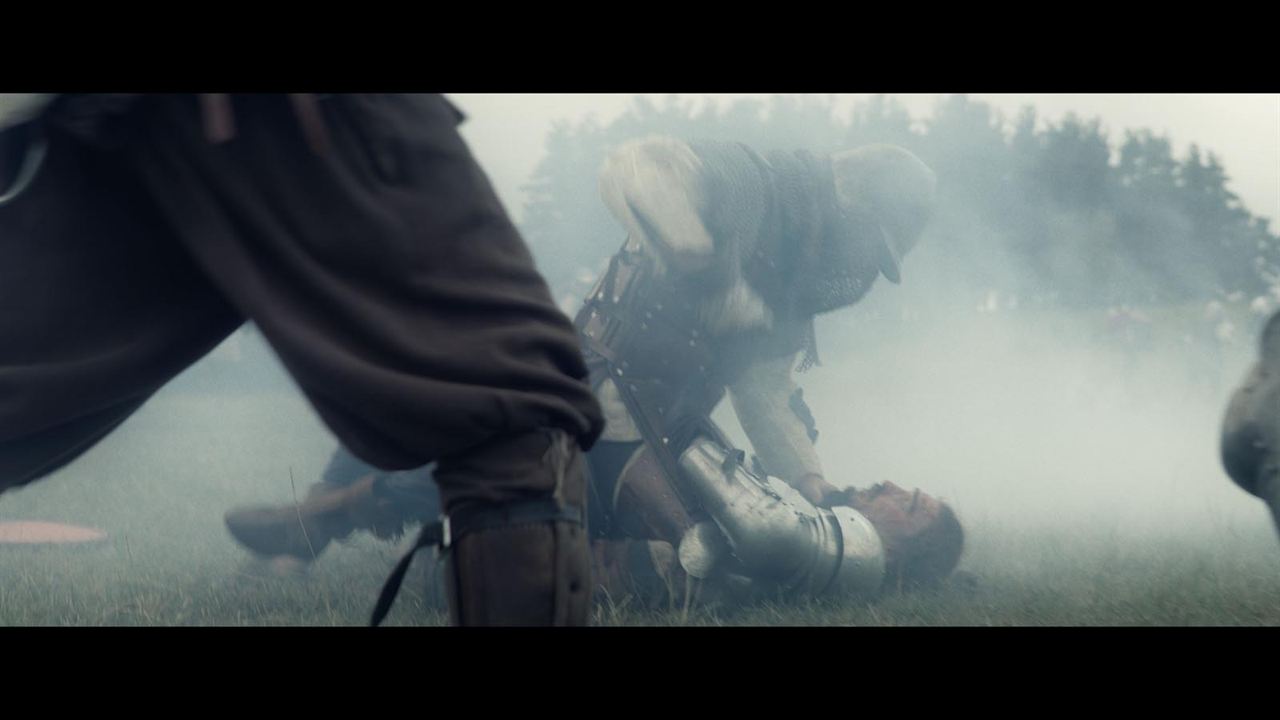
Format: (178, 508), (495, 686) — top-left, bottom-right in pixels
(1221, 310), (1280, 538)
(1103, 305), (1153, 380)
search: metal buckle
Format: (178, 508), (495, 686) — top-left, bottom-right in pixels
(438, 514), (452, 552)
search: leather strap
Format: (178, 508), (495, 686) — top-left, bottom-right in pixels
(369, 499), (583, 626)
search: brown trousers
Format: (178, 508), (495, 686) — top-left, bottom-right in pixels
(0, 94), (602, 509)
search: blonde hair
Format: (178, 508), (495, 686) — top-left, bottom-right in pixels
(598, 136), (716, 265)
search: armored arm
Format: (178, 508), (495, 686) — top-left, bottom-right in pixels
(676, 437), (884, 597)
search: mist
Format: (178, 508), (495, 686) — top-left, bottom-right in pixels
(496, 93), (1280, 549)
(3, 93), (1278, 625)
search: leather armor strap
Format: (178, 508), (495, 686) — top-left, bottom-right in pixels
(369, 499), (584, 626)
(576, 247), (701, 508)
(575, 242), (751, 518)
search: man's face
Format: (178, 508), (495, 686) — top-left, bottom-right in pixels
(842, 481), (963, 587)
(846, 481), (944, 547)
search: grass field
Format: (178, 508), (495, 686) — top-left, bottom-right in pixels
(2, 314), (1278, 627)
(4, 497), (1279, 627)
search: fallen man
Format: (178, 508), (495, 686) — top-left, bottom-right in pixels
(226, 442), (962, 611)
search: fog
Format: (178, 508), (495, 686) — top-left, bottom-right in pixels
(788, 270), (1265, 534)
(464, 92), (1278, 541)
(3, 94), (1278, 624)
(450, 94), (1280, 227)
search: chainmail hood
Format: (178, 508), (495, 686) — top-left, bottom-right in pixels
(760, 148), (884, 319)
(687, 140), (886, 371)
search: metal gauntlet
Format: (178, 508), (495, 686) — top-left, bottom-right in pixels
(677, 437), (884, 597)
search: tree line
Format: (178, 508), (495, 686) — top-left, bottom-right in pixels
(518, 94), (1278, 311)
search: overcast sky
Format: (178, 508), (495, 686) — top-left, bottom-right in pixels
(448, 93), (1280, 227)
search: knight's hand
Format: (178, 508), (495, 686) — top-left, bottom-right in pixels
(792, 473), (843, 508)
(820, 487), (860, 509)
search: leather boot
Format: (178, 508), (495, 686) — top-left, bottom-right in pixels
(224, 474), (411, 561)
(438, 430), (591, 626)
